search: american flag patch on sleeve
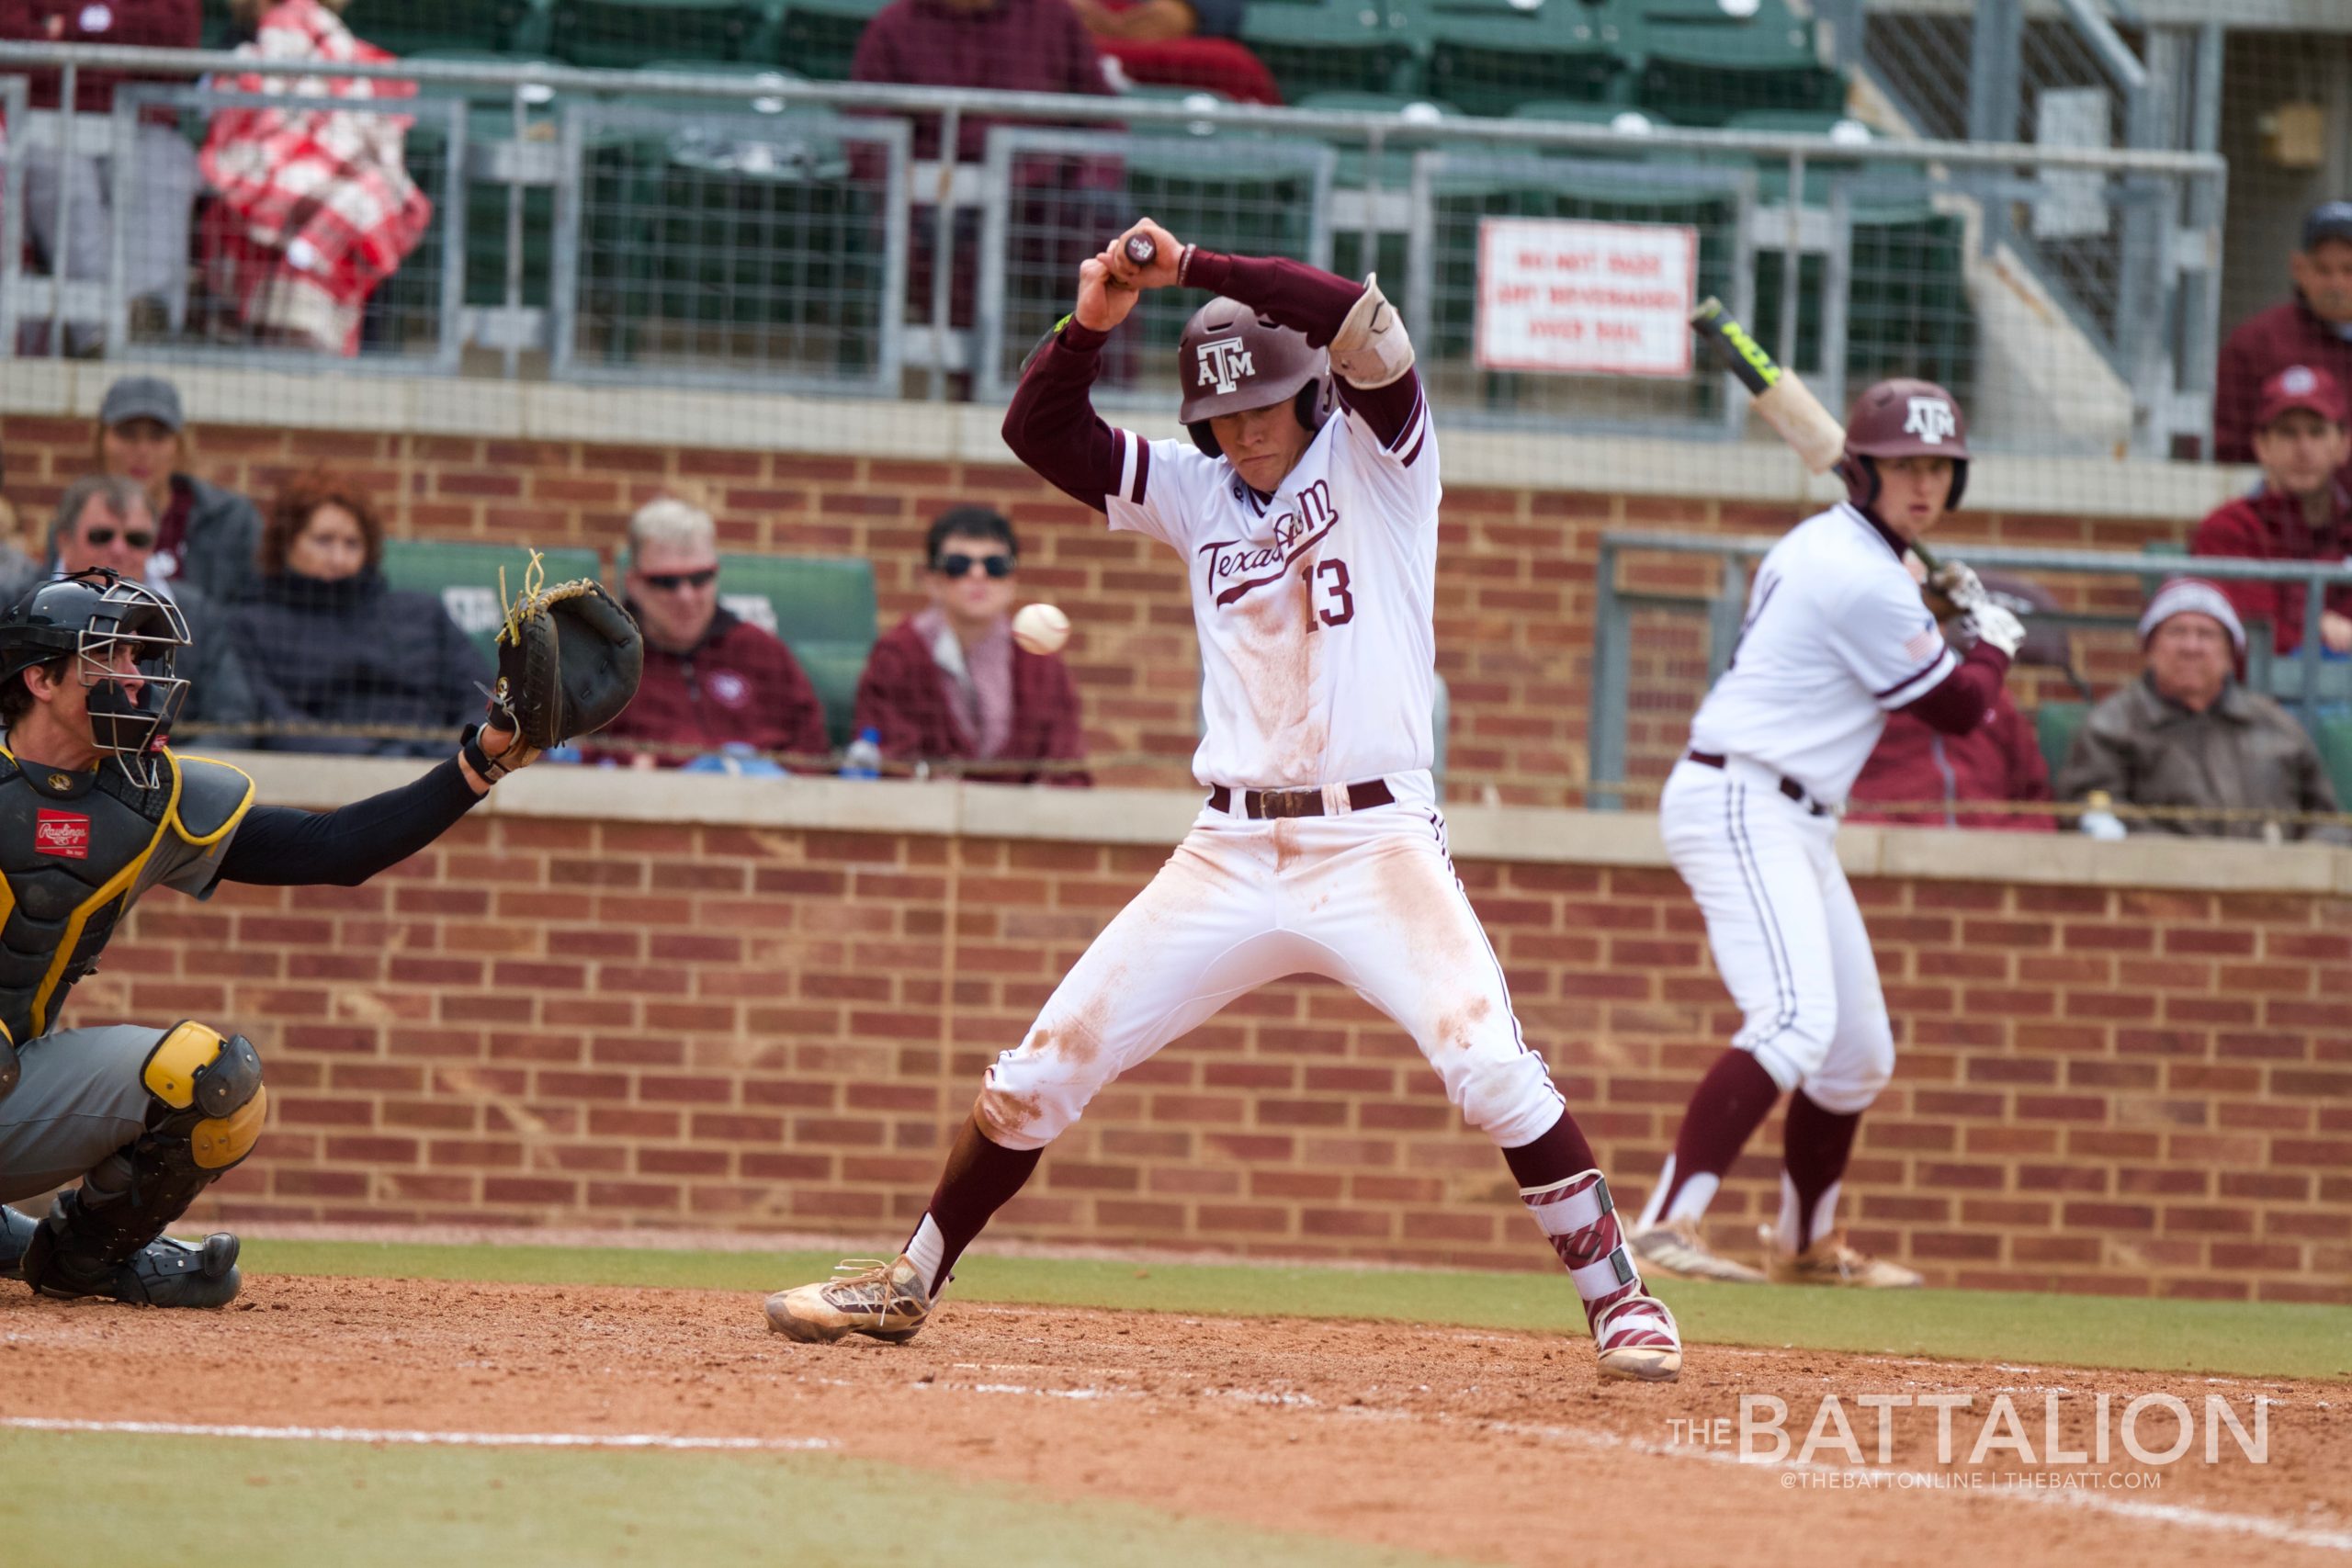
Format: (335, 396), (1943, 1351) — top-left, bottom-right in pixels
(1903, 623), (1942, 662)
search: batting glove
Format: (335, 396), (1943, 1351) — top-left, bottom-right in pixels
(1963, 601), (2026, 658)
(1928, 560), (1988, 611)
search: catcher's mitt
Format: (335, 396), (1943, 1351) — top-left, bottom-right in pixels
(485, 553), (644, 751)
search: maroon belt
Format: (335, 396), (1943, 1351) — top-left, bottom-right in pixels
(1207, 780), (1396, 819)
(1684, 750), (1828, 818)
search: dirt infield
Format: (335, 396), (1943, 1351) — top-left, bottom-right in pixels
(2, 1276), (2344, 1565)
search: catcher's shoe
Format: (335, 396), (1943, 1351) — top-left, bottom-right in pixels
(764, 1256), (933, 1344)
(1630, 1215), (1768, 1284)
(1589, 1289), (1682, 1383)
(1760, 1227), (1922, 1289)
(17, 1196), (243, 1308)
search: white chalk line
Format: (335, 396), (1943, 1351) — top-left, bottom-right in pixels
(890, 1374), (2350, 1554)
(1, 1416), (833, 1453)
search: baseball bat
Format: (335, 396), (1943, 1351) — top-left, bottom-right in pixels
(1688, 298), (1948, 575)
(1018, 232), (1162, 374)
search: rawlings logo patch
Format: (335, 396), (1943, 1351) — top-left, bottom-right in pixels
(1195, 335), (1255, 396)
(35, 810), (90, 860)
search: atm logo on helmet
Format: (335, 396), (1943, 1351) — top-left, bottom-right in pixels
(1904, 396), (1958, 445)
(1196, 336), (1256, 396)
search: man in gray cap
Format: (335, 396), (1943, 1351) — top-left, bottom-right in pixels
(2058, 578), (2347, 844)
(2216, 202), (2352, 472)
(94, 375), (263, 605)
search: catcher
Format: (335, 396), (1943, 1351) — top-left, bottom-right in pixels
(0, 565), (638, 1307)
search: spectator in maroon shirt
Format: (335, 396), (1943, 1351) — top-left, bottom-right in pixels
(2191, 364), (2352, 656)
(1, 0), (204, 350)
(854, 507), (1090, 785)
(1069, 0), (1281, 104)
(2214, 202), (2352, 469)
(595, 498), (832, 772)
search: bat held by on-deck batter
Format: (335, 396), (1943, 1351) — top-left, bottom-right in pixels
(1688, 296), (1849, 477)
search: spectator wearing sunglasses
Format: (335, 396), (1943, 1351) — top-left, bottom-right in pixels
(3, 474), (261, 739)
(597, 497), (831, 771)
(229, 469), (490, 756)
(854, 507), (1090, 785)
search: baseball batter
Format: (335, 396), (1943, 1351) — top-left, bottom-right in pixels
(0, 570), (541, 1306)
(1628, 380), (2024, 1287)
(766, 219), (1681, 1381)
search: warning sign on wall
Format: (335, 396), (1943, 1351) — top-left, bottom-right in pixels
(1474, 217), (1699, 378)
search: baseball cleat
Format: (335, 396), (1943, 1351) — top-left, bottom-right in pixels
(1590, 1291), (1682, 1382)
(764, 1255), (933, 1344)
(1760, 1227), (1922, 1289)
(11, 1199), (243, 1309)
(1630, 1215), (1768, 1284)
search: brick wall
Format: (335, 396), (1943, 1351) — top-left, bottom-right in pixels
(85, 802), (2344, 1303)
(0, 416), (2193, 802)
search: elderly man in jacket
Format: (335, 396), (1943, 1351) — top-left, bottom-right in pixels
(2058, 580), (2346, 844)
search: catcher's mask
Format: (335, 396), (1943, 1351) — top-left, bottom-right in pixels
(1838, 378), (1972, 515)
(1178, 297), (1331, 460)
(0, 570), (189, 789)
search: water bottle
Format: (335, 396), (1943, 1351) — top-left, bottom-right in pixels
(840, 726), (884, 781)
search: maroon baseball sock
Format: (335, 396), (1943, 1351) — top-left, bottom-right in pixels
(1647, 1048), (1782, 1226)
(1499, 1108), (1599, 1190)
(903, 1114), (1043, 1297)
(1779, 1091), (1862, 1253)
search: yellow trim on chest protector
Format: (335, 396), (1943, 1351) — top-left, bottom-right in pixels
(28, 755), (182, 1037)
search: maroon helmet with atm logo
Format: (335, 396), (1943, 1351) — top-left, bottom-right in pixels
(1176, 297), (1330, 458)
(1840, 378), (1972, 513)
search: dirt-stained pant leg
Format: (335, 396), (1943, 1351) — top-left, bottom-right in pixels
(0, 1025), (172, 1205)
(1283, 811), (1565, 1148)
(978, 821), (1316, 1151)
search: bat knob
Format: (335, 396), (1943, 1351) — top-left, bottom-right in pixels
(1124, 234), (1158, 265)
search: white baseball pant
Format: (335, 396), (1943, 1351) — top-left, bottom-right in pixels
(1657, 756), (1894, 1114)
(978, 784), (1566, 1152)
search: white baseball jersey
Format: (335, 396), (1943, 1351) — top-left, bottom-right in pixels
(1100, 389), (1439, 790)
(1687, 502), (1951, 807)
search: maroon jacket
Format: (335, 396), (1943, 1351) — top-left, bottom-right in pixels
(597, 604), (831, 768)
(2214, 295), (2352, 467)
(0, 0), (200, 112)
(854, 616), (1091, 785)
(2190, 484), (2352, 654)
(852, 0), (1114, 163)
(1847, 691), (2053, 832)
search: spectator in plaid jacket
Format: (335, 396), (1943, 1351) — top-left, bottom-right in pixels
(198, 0), (432, 354)
(854, 508), (1090, 785)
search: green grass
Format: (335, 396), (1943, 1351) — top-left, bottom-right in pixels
(243, 1239), (2352, 1382)
(0, 1430), (1484, 1568)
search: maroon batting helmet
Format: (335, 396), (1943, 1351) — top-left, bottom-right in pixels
(1177, 297), (1329, 458)
(1840, 378), (1972, 513)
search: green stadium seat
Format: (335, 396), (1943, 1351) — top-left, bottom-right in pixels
(712, 555), (879, 748)
(1747, 200), (1976, 409)
(1241, 2), (1418, 102)
(2034, 700), (2087, 786)
(1422, 5), (1626, 119)
(776, 0), (888, 81)
(380, 540), (605, 666)
(2313, 714), (2352, 812)
(342, 0), (554, 55)
(552, 0), (782, 68)
(1631, 17), (1842, 129)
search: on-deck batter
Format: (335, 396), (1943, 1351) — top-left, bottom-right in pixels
(764, 219), (1682, 1382)
(1628, 380), (2026, 1287)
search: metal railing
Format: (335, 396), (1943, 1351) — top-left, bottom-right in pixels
(0, 41), (2228, 457)
(1588, 529), (2352, 809)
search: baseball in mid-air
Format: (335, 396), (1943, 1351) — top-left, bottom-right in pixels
(1012, 603), (1070, 655)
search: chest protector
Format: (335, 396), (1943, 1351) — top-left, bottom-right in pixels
(0, 750), (253, 1043)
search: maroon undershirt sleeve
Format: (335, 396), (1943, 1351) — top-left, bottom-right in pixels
(1180, 249), (1424, 448)
(1901, 641), (2012, 735)
(1000, 321), (1128, 512)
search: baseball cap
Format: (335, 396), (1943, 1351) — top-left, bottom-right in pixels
(2139, 578), (2245, 655)
(2254, 364), (2347, 429)
(2304, 201), (2352, 251)
(97, 375), (185, 432)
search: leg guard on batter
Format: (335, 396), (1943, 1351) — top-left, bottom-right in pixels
(17, 1021), (263, 1309)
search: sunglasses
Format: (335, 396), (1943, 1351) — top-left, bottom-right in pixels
(640, 568), (718, 592)
(86, 528), (156, 548)
(934, 552), (1014, 580)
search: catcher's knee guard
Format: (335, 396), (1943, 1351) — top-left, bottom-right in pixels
(18, 1021), (264, 1304)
